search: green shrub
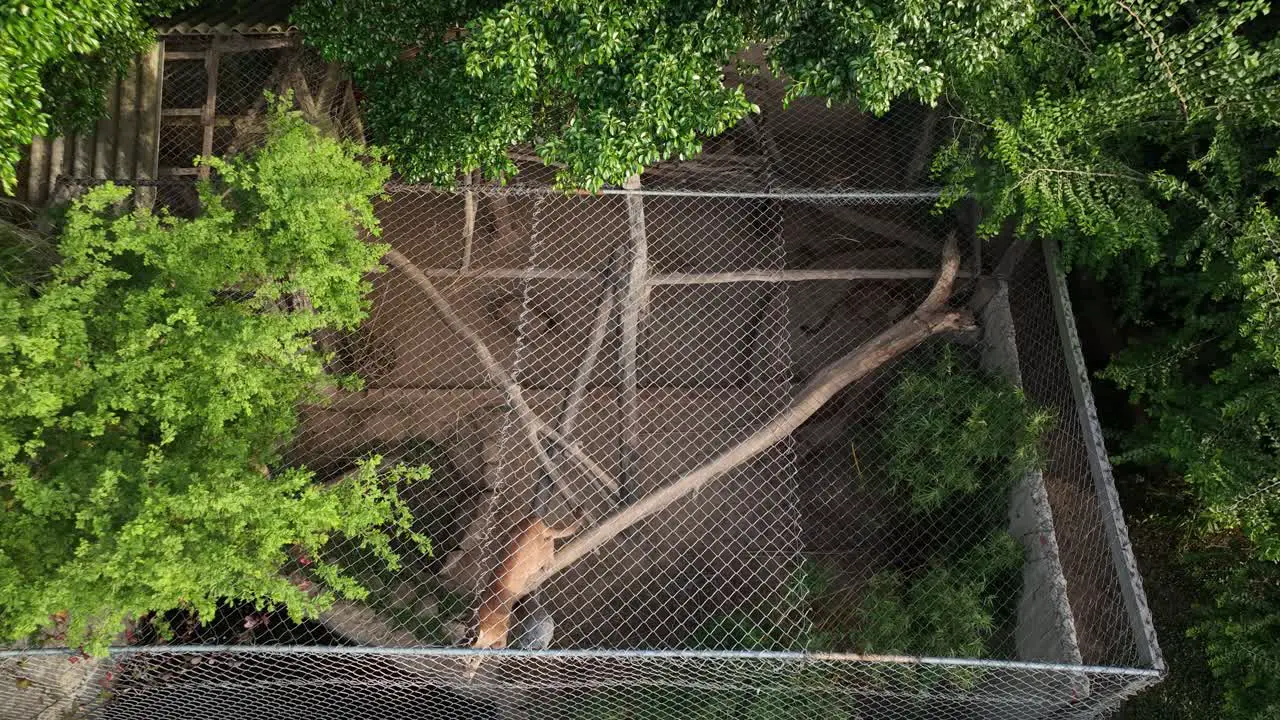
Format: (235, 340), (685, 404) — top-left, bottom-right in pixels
(1190, 552), (1280, 720)
(0, 103), (425, 654)
(883, 349), (1053, 513)
(855, 530), (1023, 690)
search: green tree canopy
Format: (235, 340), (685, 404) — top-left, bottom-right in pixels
(292, 0), (1037, 190)
(933, 0), (1280, 562)
(928, 4), (1279, 713)
(0, 104), (424, 654)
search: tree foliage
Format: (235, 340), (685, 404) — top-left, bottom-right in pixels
(0, 104), (424, 654)
(292, 0), (1037, 190)
(929, 2), (1279, 713)
(935, 0), (1280, 562)
(1190, 552), (1280, 719)
(0, 1), (196, 195)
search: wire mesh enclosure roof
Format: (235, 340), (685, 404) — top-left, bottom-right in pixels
(2, 37), (1161, 720)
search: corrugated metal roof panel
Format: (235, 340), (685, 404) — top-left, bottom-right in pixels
(15, 44), (163, 206)
(153, 1), (295, 36)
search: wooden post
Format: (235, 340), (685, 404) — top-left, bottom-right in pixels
(135, 42), (164, 208)
(461, 171), (476, 271)
(199, 39), (220, 179)
(616, 174), (648, 508)
(904, 107), (939, 188)
(25, 136), (47, 204)
(46, 137), (66, 190)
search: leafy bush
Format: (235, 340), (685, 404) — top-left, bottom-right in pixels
(883, 349), (1052, 513)
(0, 1), (197, 194)
(927, 2), (1280, 712)
(1190, 552), (1280, 719)
(857, 530), (1022, 656)
(0, 103), (425, 654)
(292, 0), (1038, 190)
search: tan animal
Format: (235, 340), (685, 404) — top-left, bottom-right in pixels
(472, 512), (582, 650)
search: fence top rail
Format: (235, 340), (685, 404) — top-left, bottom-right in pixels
(0, 645), (1163, 676)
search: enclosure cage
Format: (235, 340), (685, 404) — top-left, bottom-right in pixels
(2, 31), (1163, 720)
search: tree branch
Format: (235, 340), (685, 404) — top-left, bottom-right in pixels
(518, 234), (975, 598)
(383, 250), (619, 494)
(616, 175), (648, 507)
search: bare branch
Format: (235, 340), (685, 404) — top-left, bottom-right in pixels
(617, 174), (648, 507)
(922, 232), (961, 308)
(520, 238), (976, 597)
(384, 250), (619, 494)
(562, 255), (622, 439)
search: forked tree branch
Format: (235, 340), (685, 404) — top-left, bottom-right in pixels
(383, 250), (619, 493)
(519, 233), (975, 597)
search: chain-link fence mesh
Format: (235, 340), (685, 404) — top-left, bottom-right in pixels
(2, 33), (1160, 720)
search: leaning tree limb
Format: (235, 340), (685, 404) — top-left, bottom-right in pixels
(383, 249), (619, 493)
(616, 174), (648, 509)
(518, 233), (975, 598)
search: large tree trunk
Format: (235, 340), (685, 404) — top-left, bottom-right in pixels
(520, 233), (973, 597)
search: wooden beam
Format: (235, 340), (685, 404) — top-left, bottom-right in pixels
(199, 39), (220, 179)
(650, 268), (966, 284)
(163, 37), (296, 60)
(161, 50), (208, 61)
(161, 107), (204, 117)
(376, 266), (971, 284)
(615, 174), (648, 509)
(419, 267), (596, 282)
(815, 204), (942, 255)
(162, 115), (237, 127)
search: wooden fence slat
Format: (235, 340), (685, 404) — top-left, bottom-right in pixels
(200, 39), (220, 179)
